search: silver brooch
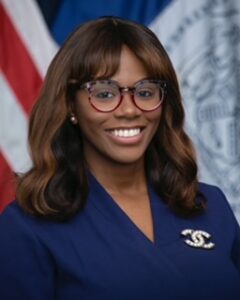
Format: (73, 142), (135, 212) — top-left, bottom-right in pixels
(181, 229), (215, 249)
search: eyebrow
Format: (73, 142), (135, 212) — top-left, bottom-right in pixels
(94, 76), (153, 86)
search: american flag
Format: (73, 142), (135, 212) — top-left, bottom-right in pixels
(0, 0), (57, 211)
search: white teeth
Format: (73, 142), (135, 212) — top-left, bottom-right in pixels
(112, 128), (141, 137)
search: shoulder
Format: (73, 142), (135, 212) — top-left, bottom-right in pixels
(174, 182), (240, 245)
(199, 181), (226, 199)
(196, 182), (240, 246)
(0, 200), (52, 260)
(0, 200), (45, 232)
(0, 201), (48, 248)
(0, 200), (85, 253)
(0, 202), (56, 299)
(0, 200), (63, 251)
(0, 201), (58, 270)
(198, 182), (235, 217)
(0, 200), (77, 237)
(0, 201), (32, 230)
(198, 182), (240, 269)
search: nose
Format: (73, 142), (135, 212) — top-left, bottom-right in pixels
(114, 92), (141, 118)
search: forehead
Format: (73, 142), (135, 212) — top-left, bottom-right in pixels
(95, 46), (148, 84)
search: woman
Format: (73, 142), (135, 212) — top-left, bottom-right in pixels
(0, 17), (239, 300)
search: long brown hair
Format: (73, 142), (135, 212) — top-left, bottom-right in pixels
(17, 17), (206, 221)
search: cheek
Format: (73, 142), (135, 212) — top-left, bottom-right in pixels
(147, 107), (162, 128)
(145, 109), (162, 144)
(75, 105), (106, 138)
(76, 113), (97, 135)
(75, 97), (95, 128)
(74, 92), (94, 122)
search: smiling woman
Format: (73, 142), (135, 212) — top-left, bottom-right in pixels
(0, 16), (240, 300)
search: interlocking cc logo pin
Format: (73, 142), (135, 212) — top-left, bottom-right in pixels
(181, 229), (215, 249)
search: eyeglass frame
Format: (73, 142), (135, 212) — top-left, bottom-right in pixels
(77, 79), (167, 113)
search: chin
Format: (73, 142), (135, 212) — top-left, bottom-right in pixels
(109, 152), (145, 165)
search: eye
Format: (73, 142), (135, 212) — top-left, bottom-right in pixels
(92, 87), (117, 101)
(95, 90), (115, 99)
(136, 88), (154, 99)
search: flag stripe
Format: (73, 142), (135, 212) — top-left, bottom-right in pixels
(0, 153), (15, 212)
(1, 0), (58, 78)
(0, 3), (43, 115)
(0, 0), (57, 210)
(0, 73), (31, 173)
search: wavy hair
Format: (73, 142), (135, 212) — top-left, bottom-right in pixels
(17, 17), (206, 221)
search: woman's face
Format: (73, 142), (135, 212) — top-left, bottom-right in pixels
(74, 46), (162, 167)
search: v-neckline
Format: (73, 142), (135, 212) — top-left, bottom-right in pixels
(87, 172), (179, 249)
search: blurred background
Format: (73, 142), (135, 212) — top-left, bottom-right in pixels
(1, 0), (240, 222)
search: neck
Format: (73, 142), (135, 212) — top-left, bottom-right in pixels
(86, 157), (148, 195)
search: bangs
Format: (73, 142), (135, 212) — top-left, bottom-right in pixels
(72, 25), (123, 83)
(67, 17), (172, 85)
(90, 43), (122, 80)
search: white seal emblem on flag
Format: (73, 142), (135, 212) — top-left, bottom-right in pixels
(150, 0), (240, 221)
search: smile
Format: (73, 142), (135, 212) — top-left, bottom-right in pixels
(110, 128), (141, 138)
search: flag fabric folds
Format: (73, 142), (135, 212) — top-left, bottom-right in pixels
(150, 0), (240, 222)
(0, 0), (239, 222)
(0, 0), (57, 211)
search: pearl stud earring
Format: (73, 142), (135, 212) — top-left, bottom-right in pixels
(70, 114), (77, 124)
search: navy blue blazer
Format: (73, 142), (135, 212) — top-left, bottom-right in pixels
(0, 175), (240, 300)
